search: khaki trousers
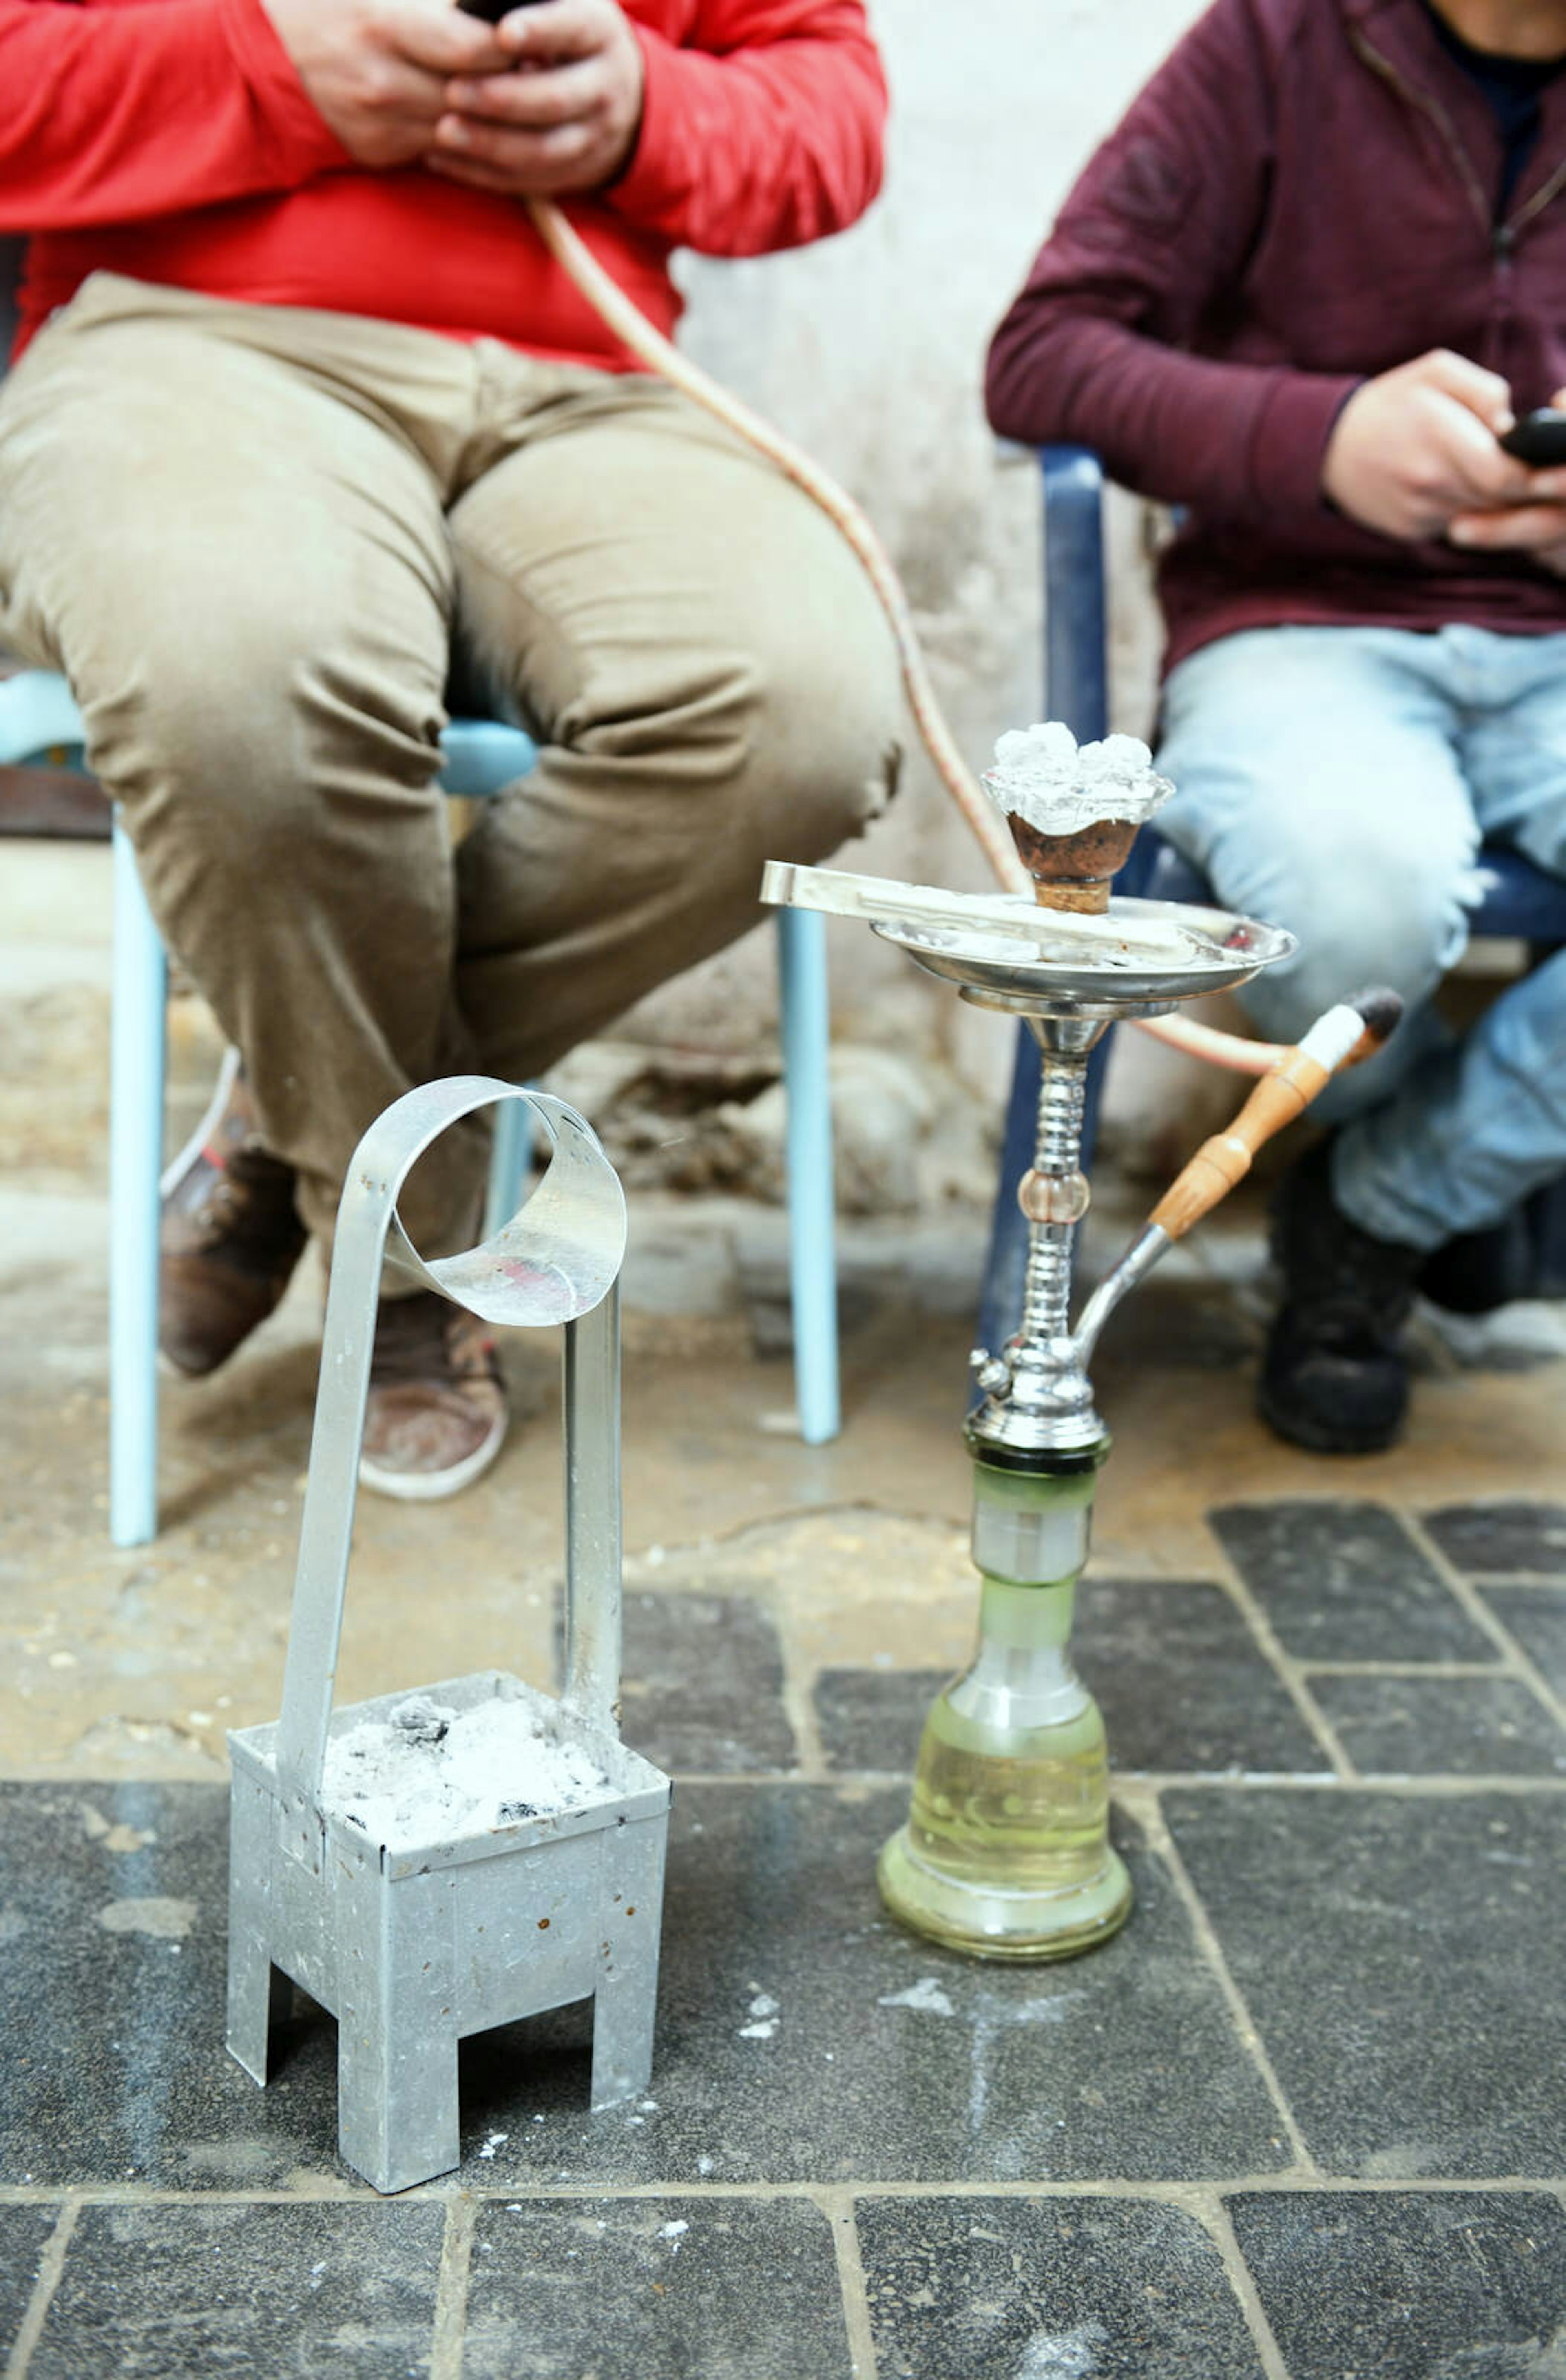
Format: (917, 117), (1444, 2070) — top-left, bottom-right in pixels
(0, 274), (902, 1250)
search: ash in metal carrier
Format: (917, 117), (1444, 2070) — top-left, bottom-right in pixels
(225, 1078), (670, 2195)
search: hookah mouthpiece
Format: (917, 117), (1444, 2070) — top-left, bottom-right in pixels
(1343, 985), (1405, 1058)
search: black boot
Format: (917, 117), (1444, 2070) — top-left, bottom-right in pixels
(1416, 1207), (1533, 1316)
(1258, 1138), (1424, 1455)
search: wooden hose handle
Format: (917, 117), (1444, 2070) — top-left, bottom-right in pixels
(1148, 996), (1401, 1240)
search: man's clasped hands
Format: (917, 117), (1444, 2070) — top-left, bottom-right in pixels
(259, 0), (645, 194)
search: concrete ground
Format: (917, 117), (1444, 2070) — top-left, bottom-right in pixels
(2, 1164), (1565, 2378)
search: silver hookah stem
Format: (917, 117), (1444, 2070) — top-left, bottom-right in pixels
(969, 1015), (1113, 1458)
(1015, 1044), (1090, 1355)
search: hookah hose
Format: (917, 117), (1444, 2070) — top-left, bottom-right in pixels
(524, 196), (1285, 1077)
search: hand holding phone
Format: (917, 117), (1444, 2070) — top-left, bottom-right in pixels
(431, 0), (645, 197)
(260, 0), (514, 166)
(1321, 349), (1525, 540)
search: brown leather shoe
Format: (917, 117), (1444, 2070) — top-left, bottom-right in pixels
(359, 1290), (509, 1502)
(159, 1051), (308, 1378)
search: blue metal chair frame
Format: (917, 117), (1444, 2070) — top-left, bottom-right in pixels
(0, 669), (841, 1545)
(976, 444), (1566, 1362)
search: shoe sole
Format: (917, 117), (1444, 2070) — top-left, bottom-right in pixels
(358, 1408), (509, 1503)
(159, 1043), (242, 1200)
(1254, 1382), (1401, 1457)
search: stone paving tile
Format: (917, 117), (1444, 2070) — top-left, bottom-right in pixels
(1210, 1502), (1493, 1663)
(1478, 1585), (1566, 1695)
(0, 1781), (1287, 2189)
(1164, 1790), (1565, 2177)
(26, 2200), (447, 2379)
(1228, 2190), (1566, 2380)
(856, 2195), (1266, 2379)
(0, 1781), (341, 2190)
(815, 1579), (1329, 1776)
(0, 2204), (57, 2354)
(1423, 1501), (1566, 1576)
(458, 1787), (1289, 2188)
(463, 2196), (851, 2380)
(1307, 1672), (1566, 1777)
(613, 1589), (798, 1775)
(814, 1667), (940, 1776)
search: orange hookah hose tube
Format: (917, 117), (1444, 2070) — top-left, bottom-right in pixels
(526, 198), (1281, 1074)
(1133, 1011), (1281, 1075)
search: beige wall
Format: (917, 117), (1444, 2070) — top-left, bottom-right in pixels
(624, 0), (1210, 1110)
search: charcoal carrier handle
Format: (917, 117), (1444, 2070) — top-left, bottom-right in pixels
(274, 1078), (629, 1827)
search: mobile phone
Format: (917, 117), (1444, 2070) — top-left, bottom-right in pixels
(457, 0), (547, 20)
(1500, 409), (1566, 467)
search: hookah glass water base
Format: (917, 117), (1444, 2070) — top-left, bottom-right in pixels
(876, 1455), (1133, 1963)
(877, 1829), (1132, 1963)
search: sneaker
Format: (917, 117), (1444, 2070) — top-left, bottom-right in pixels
(1257, 1137), (1424, 1455)
(359, 1290), (509, 1502)
(159, 1050), (308, 1378)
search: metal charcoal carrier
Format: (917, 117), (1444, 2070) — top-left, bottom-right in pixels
(226, 1078), (670, 2194)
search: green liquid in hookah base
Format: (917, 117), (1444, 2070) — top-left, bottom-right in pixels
(878, 1456), (1132, 1959)
(909, 1577), (1109, 1889)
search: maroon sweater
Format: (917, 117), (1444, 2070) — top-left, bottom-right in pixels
(986, 0), (1566, 671)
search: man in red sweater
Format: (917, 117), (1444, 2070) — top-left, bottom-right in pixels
(989, 0), (1566, 1455)
(0, 0), (900, 1496)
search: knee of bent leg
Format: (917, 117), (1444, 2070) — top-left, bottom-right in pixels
(1242, 826), (1474, 1034)
(744, 616), (907, 863)
(773, 708), (905, 861)
(82, 598), (444, 860)
(572, 620), (905, 869)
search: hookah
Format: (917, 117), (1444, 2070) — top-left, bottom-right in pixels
(502, 210), (1403, 1957)
(765, 723), (1401, 1959)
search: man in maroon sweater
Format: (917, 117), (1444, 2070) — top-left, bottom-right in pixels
(989, 0), (1566, 1455)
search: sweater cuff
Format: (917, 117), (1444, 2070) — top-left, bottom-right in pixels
(217, 0), (351, 179)
(601, 23), (691, 232)
(1249, 370), (1364, 522)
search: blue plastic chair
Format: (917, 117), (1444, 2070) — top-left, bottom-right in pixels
(0, 667), (841, 1544)
(976, 444), (1566, 1360)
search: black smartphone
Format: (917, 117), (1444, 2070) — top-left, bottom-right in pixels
(1500, 409), (1566, 467)
(457, 0), (548, 20)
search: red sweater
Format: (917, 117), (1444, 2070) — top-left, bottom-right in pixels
(986, 0), (1566, 671)
(1, 0), (886, 366)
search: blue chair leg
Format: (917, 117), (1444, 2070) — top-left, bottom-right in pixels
(483, 1095), (532, 1241)
(110, 818), (166, 1549)
(776, 907), (840, 1444)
